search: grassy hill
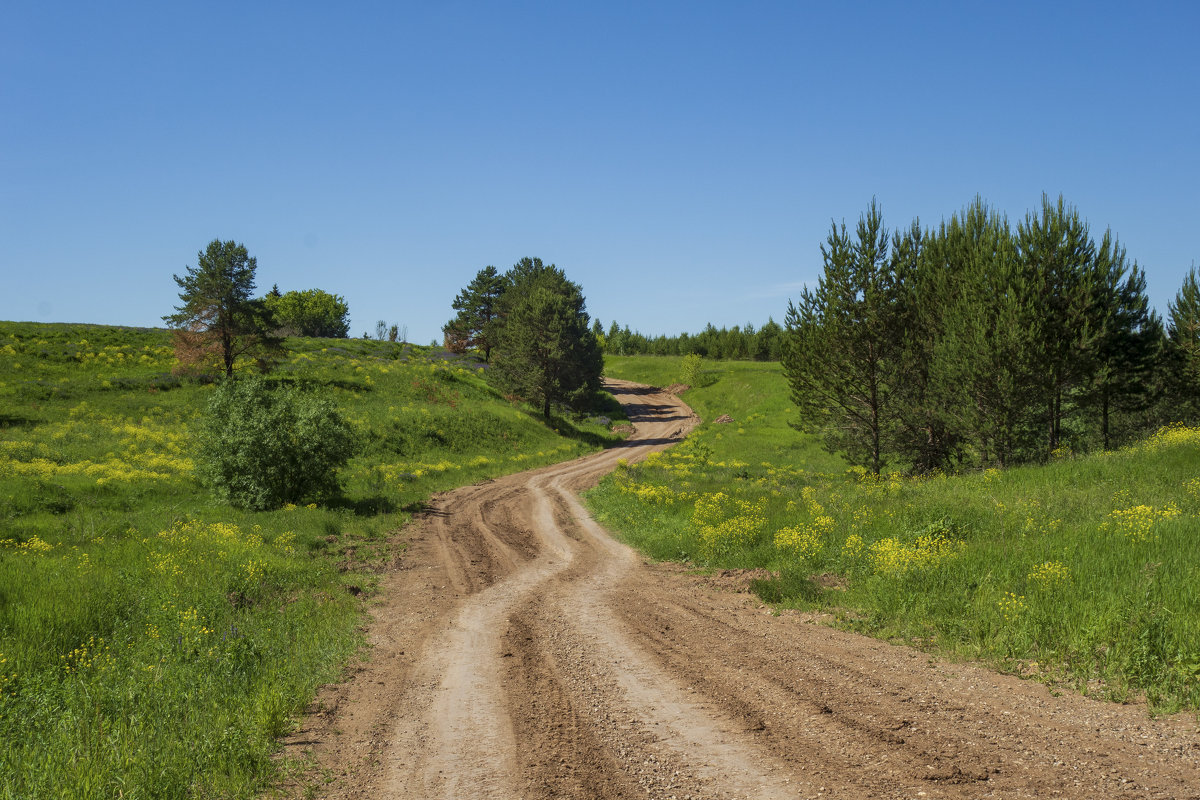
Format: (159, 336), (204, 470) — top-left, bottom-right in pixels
(593, 355), (1200, 713)
(0, 321), (623, 800)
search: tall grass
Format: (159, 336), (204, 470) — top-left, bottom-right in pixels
(592, 355), (1200, 712)
(0, 322), (625, 799)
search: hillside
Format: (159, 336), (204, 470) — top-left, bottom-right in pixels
(593, 354), (1200, 713)
(0, 320), (623, 799)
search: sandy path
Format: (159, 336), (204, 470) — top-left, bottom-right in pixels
(281, 380), (1200, 800)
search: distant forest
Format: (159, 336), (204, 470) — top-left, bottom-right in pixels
(596, 319), (784, 361)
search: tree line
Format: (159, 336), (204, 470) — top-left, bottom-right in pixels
(783, 195), (1198, 475)
(598, 319), (785, 360)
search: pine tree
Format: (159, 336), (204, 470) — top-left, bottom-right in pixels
(927, 202), (1038, 467)
(1080, 235), (1162, 448)
(1167, 266), (1200, 420)
(1017, 196), (1104, 453)
(489, 260), (603, 417)
(444, 265), (505, 361)
(783, 200), (898, 475)
(164, 239), (281, 378)
(886, 218), (960, 472)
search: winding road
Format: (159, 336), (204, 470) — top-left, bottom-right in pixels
(283, 380), (1200, 800)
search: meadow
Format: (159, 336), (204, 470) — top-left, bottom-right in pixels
(0, 321), (623, 800)
(591, 355), (1200, 713)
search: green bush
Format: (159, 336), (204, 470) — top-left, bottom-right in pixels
(195, 377), (357, 510)
(680, 353), (702, 386)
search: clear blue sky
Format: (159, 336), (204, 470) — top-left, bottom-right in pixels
(3, 1), (1197, 342)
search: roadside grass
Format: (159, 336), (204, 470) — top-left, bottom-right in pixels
(592, 355), (1200, 713)
(602, 355), (842, 474)
(0, 321), (625, 800)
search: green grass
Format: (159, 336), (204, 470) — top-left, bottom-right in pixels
(593, 354), (1200, 713)
(603, 355), (844, 473)
(0, 321), (626, 800)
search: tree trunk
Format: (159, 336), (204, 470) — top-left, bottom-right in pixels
(1102, 391), (1111, 450)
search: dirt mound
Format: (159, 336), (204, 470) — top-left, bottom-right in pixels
(661, 383), (689, 395)
(704, 568), (777, 593)
(713, 413), (734, 424)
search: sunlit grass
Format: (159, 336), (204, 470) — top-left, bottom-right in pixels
(592, 355), (1200, 713)
(0, 321), (626, 799)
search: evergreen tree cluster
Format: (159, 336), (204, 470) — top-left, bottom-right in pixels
(445, 258), (603, 417)
(599, 318), (785, 360)
(783, 196), (1195, 475)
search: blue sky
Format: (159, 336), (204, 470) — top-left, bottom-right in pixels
(3, 1), (1197, 342)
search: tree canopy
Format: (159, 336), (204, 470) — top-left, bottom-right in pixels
(443, 265), (505, 361)
(264, 287), (350, 338)
(459, 258), (603, 417)
(784, 196), (1166, 473)
(163, 239), (281, 378)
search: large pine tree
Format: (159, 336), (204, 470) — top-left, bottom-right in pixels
(488, 259), (603, 418)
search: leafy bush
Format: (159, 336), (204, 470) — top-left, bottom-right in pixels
(680, 353), (703, 386)
(194, 377), (357, 510)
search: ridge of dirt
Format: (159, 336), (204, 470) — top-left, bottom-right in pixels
(278, 380), (1200, 800)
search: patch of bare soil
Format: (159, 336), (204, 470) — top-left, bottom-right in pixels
(278, 379), (1200, 800)
(661, 383), (690, 395)
(713, 413), (734, 424)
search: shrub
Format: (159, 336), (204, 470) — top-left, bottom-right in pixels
(680, 353), (702, 387)
(194, 377), (357, 510)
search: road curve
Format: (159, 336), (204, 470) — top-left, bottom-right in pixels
(282, 380), (1200, 800)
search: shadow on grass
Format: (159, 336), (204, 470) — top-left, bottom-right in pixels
(0, 414), (40, 429)
(274, 375), (373, 393)
(751, 571), (825, 604)
(328, 495), (399, 516)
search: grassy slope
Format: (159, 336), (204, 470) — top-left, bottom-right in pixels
(592, 355), (1200, 713)
(0, 321), (623, 800)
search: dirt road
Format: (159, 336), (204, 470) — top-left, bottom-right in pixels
(283, 380), (1200, 799)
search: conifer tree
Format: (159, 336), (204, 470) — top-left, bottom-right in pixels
(1080, 235), (1162, 448)
(1017, 196), (1103, 453)
(164, 239), (281, 378)
(927, 202), (1038, 467)
(1167, 266), (1200, 420)
(886, 218), (960, 472)
(443, 265), (505, 361)
(783, 200), (898, 475)
(489, 259), (603, 417)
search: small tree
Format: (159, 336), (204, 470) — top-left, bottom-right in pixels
(444, 265), (506, 361)
(164, 239), (281, 378)
(194, 377), (357, 510)
(680, 353), (702, 387)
